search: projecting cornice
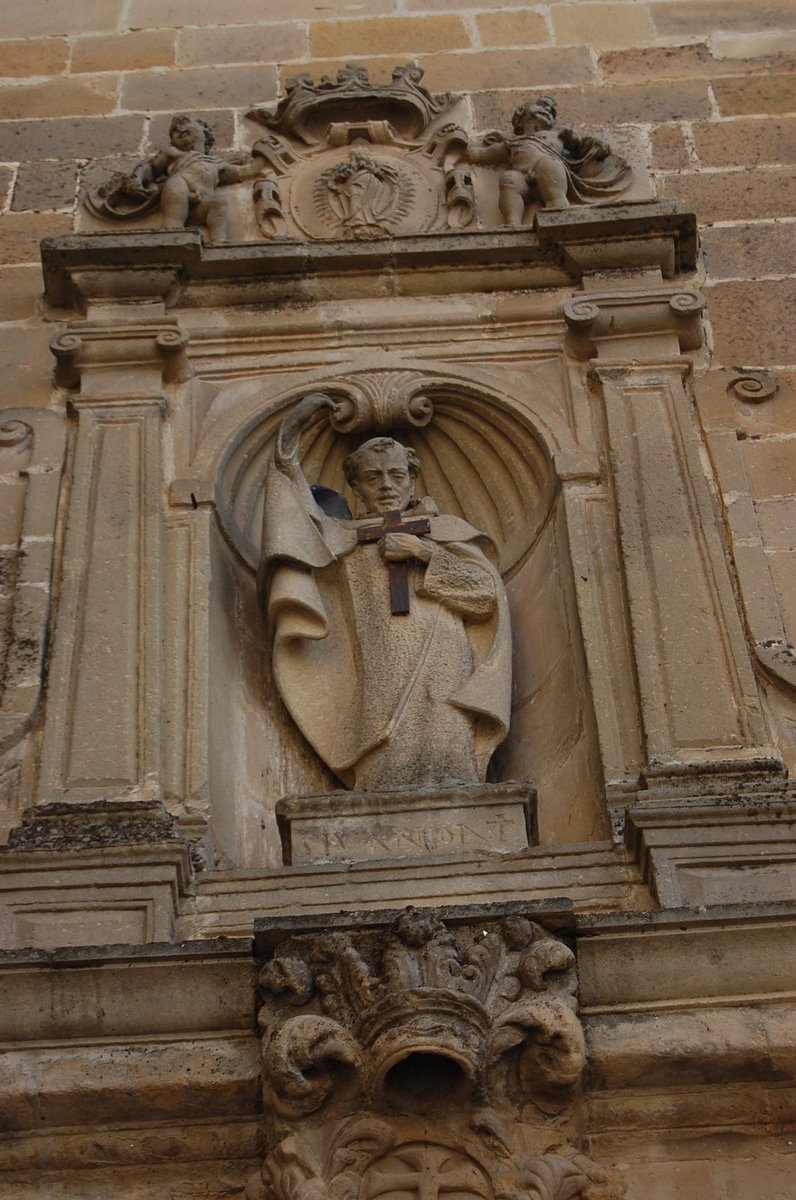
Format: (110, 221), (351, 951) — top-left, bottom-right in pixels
(41, 199), (697, 313)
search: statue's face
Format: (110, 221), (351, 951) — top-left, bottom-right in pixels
(515, 107), (552, 135)
(352, 444), (414, 515)
(171, 120), (204, 151)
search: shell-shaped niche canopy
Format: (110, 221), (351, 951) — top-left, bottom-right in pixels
(215, 372), (556, 579)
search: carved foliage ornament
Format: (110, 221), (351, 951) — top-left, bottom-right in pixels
(258, 911), (581, 1115)
(247, 911), (624, 1200)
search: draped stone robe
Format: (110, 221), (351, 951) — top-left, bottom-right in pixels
(259, 436), (511, 792)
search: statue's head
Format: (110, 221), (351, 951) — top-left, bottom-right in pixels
(512, 96), (557, 135)
(343, 437), (420, 516)
(169, 114), (214, 153)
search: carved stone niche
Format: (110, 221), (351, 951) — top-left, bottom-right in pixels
(247, 904), (624, 1200)
(205, 366), (609, 867)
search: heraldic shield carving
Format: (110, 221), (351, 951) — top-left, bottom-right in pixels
(247, 64), (476, 238)
(245, 907), (625, 1200)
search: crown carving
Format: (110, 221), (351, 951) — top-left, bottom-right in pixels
(247, 63), (456, 146)
(257, 908), (582, 1117)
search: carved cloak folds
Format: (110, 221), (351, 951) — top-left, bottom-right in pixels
(260, 442), (511, 791)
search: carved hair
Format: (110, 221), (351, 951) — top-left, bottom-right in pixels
(169, 114), (215, 152)
(343, 438), (420, 489)
(511, 95), (557, 133)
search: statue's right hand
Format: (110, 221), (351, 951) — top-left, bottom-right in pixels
(293, 392), (335, 424)
(279, 393), (336, 448)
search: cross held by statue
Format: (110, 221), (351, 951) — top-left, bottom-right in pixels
(356, 508), (431, 615)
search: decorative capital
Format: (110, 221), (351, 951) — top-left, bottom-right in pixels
(563, 287), (705, 360)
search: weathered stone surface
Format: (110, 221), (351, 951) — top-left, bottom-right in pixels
(127, 0), (394, 27)
(650, 124), (690, 170)
(309, 15), (469, 58)
(6, 800), (182, 852)
(475, 10), (549, 47)
(0, 0), (119, 38)
(0, 324), (57, 406)
(705, 278), (796, 365)
(11, 160), (77, 212)
(658, 167), (796, 222)
(276, 782), (534, 865)
(71, 30), (176, 73)
(416, 46), (596, 91)
(0, 37), (69, 78)
(177, 22), (307, 67)
(650, 0), (796, 37)
(121, 64), (278, 113)
(600, 42), (796, 80)
(0, 22), (793, 1199)
(692, 115), (796, 166)
(0, 165), (14, 209)
(552, 2), (653, 50)
(44, 206), (698, 310)
(0, 213), (72, 264)
(0, 266), (41, 322)
(0, 75), (117, 121)
(712, 71), (796, 116)
(0, 115), (145, 163)
(701, 221), (796, 280)
(474, 79), (711, 129)
(249, 905), (622, 1200)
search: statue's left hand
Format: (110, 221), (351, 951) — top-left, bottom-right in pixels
(381, 534), (433, 564)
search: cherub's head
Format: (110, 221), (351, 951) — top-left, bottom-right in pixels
(511, 96), (557, 135)
(168, 115), (215, 153)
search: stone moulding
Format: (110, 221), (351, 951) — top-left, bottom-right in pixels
(0, 409), (65, 758)
(41, 200), (696, 312)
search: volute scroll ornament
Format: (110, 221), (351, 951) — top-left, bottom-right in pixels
(247, 909), (624, 1200)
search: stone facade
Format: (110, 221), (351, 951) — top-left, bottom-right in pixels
(0, 4), (795, 1200)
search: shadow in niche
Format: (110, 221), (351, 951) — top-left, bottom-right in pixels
(383, 1052), (472, 1113)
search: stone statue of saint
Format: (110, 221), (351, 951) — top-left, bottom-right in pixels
(259, 393), (512, 792)
(461, 95), (630, 222)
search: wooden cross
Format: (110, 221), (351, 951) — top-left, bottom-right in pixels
(356, 508), (431, 615)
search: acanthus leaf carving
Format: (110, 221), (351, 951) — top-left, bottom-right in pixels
(518, 1150), (626, 1200)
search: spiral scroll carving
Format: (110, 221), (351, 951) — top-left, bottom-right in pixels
(0, 420), (33, 448)
(668, 290), (705, 316)
(729, 373), (778, 404)
(329, 372), (435, 435)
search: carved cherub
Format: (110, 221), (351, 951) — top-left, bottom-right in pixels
(453, 95), (630, 223)
(87, 114), (271, 243)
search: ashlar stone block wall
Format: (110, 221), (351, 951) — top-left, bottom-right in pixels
(1, 1), (795, 363)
